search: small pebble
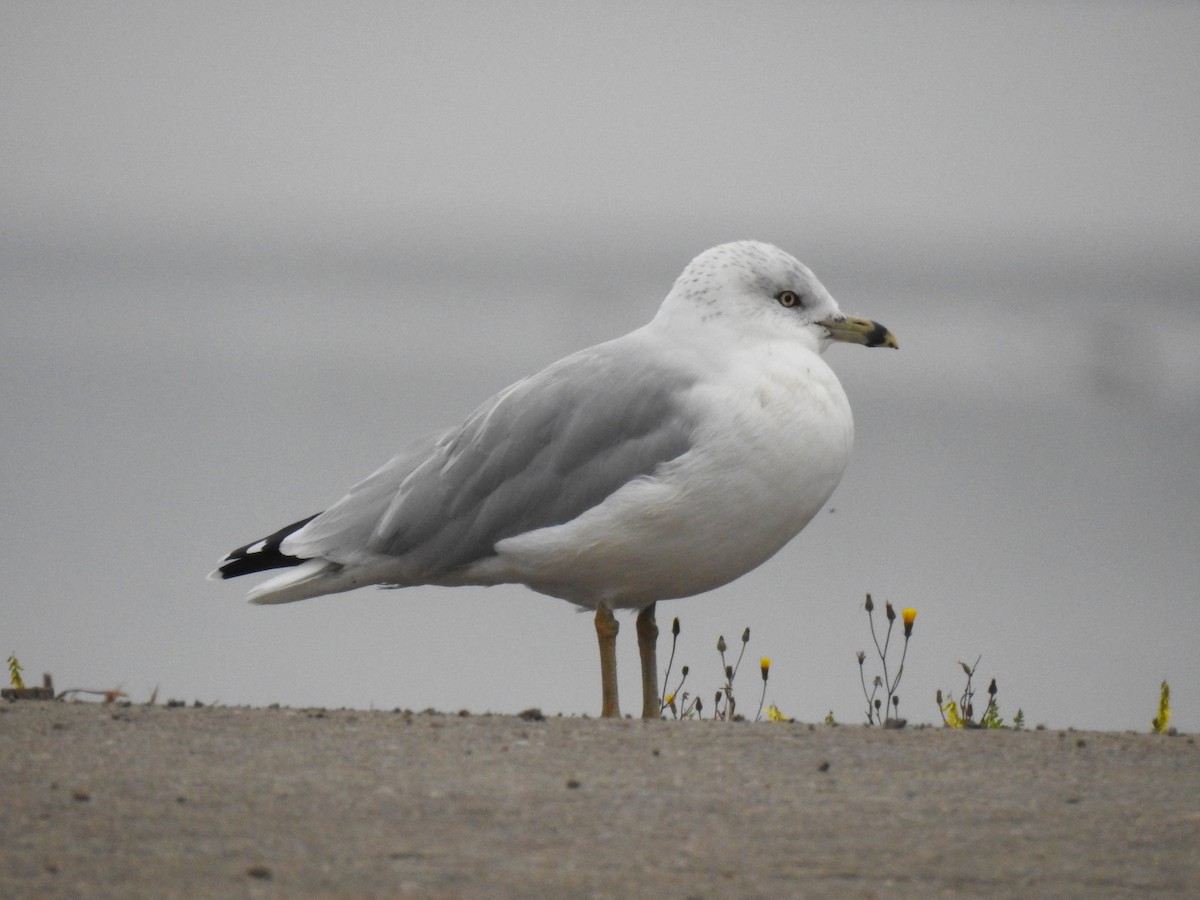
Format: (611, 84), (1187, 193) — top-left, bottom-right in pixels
(246, 865), (273, 880)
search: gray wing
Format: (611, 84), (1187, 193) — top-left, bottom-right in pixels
(285, 338), (696, 581)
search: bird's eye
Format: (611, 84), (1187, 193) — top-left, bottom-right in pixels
(776, 290), (801, 308)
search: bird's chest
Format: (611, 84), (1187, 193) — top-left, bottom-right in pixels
(487, 343), (856, 606)
(688, 348), (854, 515)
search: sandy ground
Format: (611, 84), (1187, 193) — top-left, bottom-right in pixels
(2, 701), (1197, 899)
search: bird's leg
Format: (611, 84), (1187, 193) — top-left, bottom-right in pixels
(595, 604), (620, 718)
(636, 602), (660, 719)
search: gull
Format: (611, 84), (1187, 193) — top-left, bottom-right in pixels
(211, 241), (897, 718)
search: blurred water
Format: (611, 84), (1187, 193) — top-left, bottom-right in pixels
(3, 235), (1197, 730)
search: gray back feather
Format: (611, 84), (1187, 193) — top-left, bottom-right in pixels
(289, 338), (696, 580)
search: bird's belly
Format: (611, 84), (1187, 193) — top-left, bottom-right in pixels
(474, 361), (854, 608)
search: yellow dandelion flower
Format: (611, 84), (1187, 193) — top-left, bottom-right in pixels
(902, 607), (917, 637)
(760, 657), (770, 681)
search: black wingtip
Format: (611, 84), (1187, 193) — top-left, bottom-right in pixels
(214, 512), (321, 580)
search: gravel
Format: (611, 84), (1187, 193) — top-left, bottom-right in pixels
(3, 702), (1197, 898)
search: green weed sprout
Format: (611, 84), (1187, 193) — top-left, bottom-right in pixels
(713, 627), (752, 720)
(662, 620), (780, 721)
(660, 616), (686, 715)
(857, 595), (915, 727)
(937, 656), (1023, 729)
(660, 616), (705, 719)
(7, 654), (24, 690)
(1151, 681), (1171, 733)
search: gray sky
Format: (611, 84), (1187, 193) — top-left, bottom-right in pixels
(3, 2), (1198, 730)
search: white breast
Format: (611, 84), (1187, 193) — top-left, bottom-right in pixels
(470, 337), (854, 608)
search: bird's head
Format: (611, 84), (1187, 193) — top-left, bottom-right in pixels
(658, 240), (898, 353)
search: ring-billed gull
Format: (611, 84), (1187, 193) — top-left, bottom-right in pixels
(211, 241), (897, 718)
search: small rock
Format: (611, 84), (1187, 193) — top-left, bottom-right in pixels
(389, 850), (425, 861)
(245, 865), (273, 880)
